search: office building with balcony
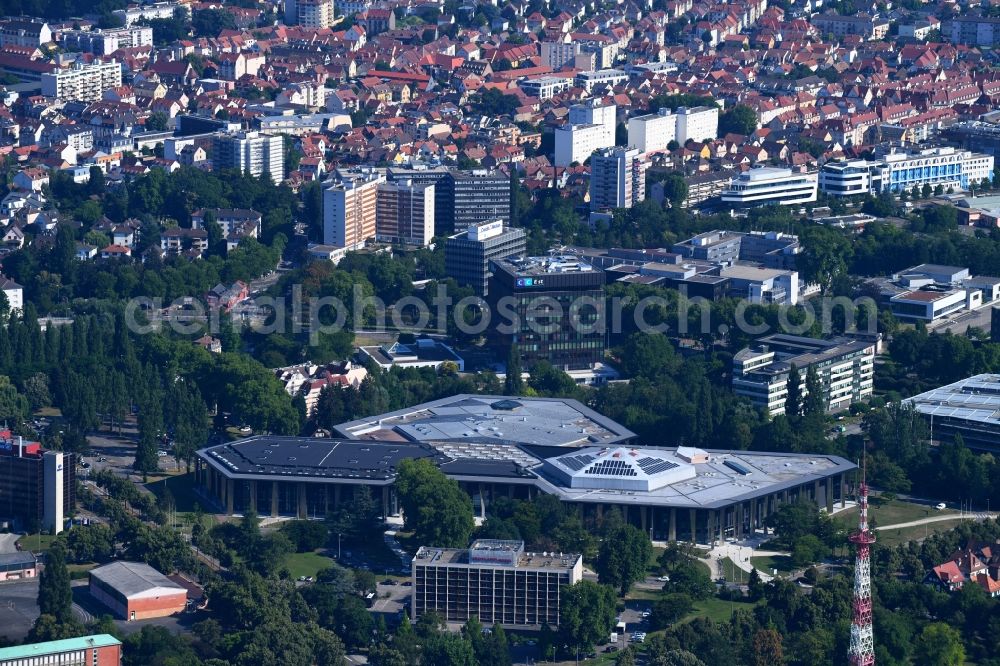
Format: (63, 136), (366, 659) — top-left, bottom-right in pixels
(445, 220), (526, 295)
(733, 334), (876, 416)
(412, 540), (583, 628)
(41, 60), (122, 102)
(518, 76), (572, 100)
(487, 255), (606, 371)
(60, 27), (152, 55)
(721, 168), (818, 207)
(819, 148), (994, 196)
(285, 0), (335, 27)
(554, 101), (617, 167)
(212, 131), (284, 184)
(589, 147), (647, 211)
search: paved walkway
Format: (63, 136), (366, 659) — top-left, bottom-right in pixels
(0, 533), (19, 554)
(875, 512), (994, 531)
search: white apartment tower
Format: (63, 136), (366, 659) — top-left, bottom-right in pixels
(590, 147), (648, 211)
(41, 60), (122, 102)
(554, 101), (617, 167)
(212, 131), (285, 184)
(285, 0), (335, 28)
(675, 106), (719, 145)
(324, 170), (384, 249)
(627, 108), (677, 153)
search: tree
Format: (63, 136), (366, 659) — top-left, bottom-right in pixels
(504, 348), (523, 395)
(0, 375), (29, 425)
(660, 173), (688, 207)
(38, 541), (73, 623)
(752, 628), (784, 666)
(747, 567), (764, 601)
(803, 365), (825, 416)
(784, 364), (801, 417)
(395, 458), (474, 547)
(649, 593), (693, 629)
(559, 581), (617, 652)
(718, 105), (757, 136)
(914, 623), (964, 666)
(596, 524), (652, 595)
(146, 112), (168, 131)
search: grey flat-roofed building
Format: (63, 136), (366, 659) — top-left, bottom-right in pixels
(904, 374), (1000, 452)
(196, 396), (853, 545)
(412, 539), (583, 627)
(334, 394), (635, 448)
(441, 168), (511, 237)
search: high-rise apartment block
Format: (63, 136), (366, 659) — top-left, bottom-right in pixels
(412, 540), (582, 627)
(540, 39), (581, 69)
(323, 170), (384, 249)
(375, 180), (435, 246)
(41, 60), (122, 101)
(628, 106), (719, 152)
(590, 147), (647, 211)
(554, 101), (617, 167)
(285, 0), (335, 28)
(212, 131), (284, 183)
(444, 220), (526, 295)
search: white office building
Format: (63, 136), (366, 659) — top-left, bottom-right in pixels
(819, 147), (995, 196)
(721, 168), (818, 207)
(518, 76), (571, 100)
(41, 60), (122, 102)
(574, 69), (627, 92)
(285, 0), (335, 28)
(112, 1), (188, 26)
(212, 131), (284, 184)
(590, 147), (647, 211)
(675, 106), (720, 145)
(628, 108), (677, 153)
(60, 26), (153, 55)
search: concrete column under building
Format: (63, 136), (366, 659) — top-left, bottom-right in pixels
(826, 477), (834, 513)
(669, 508), (676, 542)
(735, 503), (743, 538)
(382, 486), (390, 519)
(249, 481), (257, 513)
(479, 483), (486, 519)
(334, 484), (341, 509)
(226, 478), (234, 515)
(750, 498), (758, 532)
(298, 483), (307, 518)
(717, 509), (724, 543)
(641, 506), (648, 532)
(689, 509), (697, 544)
(814, 480), (822, 508)
(840, 474), (847, 508)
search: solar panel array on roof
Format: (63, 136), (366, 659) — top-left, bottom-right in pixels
(586, 459), (637, 477)
(637, 456), (679, 475)
(560, 454), (596, 471)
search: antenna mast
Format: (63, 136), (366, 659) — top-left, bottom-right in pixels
(848, 450), (876, 666)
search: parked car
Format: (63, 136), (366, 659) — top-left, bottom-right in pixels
(935, 502), (947, 510)
(656, 575), (670, 582)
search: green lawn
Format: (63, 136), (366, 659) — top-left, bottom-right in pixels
(283, 551), (335, 579)
(17, 533), (57, 552)
(750, 555), (794, 575)
(687, 597), (757, 623)
(718, 557), (749, 583)
(833, 498), (955, 529)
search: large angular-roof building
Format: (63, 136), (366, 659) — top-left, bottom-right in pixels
(89, 561), (187, 621)
(196, 396), (854, 545)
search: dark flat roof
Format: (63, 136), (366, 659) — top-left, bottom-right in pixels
(198, 437), (446, 483)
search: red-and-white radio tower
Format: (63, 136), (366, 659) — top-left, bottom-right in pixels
(848, 453), (876, 666)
